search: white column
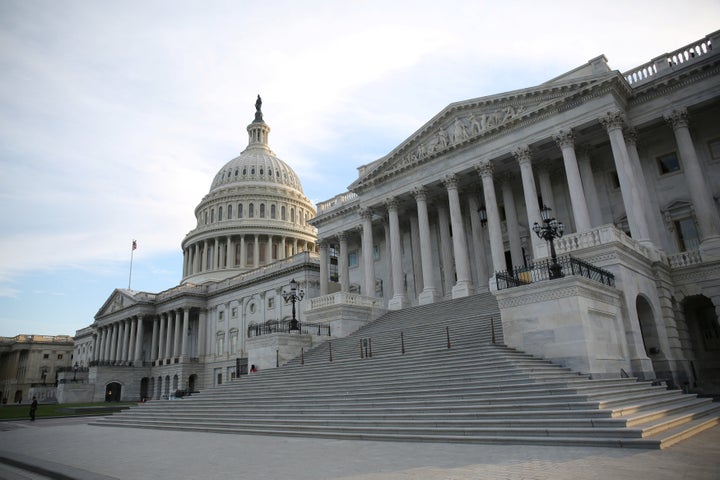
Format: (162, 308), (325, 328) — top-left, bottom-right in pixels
(338, 233), (349, 293)
(134, 316), (144, 364)
(127, 318), (137, 364)
(280, 236), (287, 260)
(577, 148), (603, 227)
(536, 164), (555, 212)
(624, 128), (662, 245)
(266, 235), (273, 264)
(118, 320), (128, 363)
(319, 240), (329, 295)
(436, 205), (454, 296)
(227, 235), (235, 268)
(554, 129), (592, 232)
(253, 235), (260, 267)
(157, 314), (166, 364)
(414, 187), (440, 304)
(600, 111), (652, 246)
(467, 194), (489, 290)
(173, 309), (183, 359)
(501, 175), (524, 267)
(165, 311), (174, 360)
(193, 243), (200, 273)
(360, 208), (376, 298)
(514, 145), (544, 259)
(239, 235), (246, 268)
(198, 309), (207, 358)
(108, 324), (117, 362)
(150, 316), (159, 363)
(665, 108), (720, 257)
(477, 163), (506, 274)
(443, 174), (474, 298)
(386, 197), (408, 309)
(408, 214), (422, 298)
(95, 329), (104, 362)
(181, 309), (190, 358)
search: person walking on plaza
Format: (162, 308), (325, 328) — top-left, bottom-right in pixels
(29, 396), (38, 421)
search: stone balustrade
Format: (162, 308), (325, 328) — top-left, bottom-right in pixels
(308, 291), (379, 310)
(667, 249), (704, 268)
(316, 191), (359, 214)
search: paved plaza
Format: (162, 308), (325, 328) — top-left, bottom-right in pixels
(0, 416), (718, 479)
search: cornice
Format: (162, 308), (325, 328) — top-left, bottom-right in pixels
(626, 60), (720, 107)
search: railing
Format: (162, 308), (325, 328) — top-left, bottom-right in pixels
(308, 291), (379, 310)
(495, 255), (615, 290)
(315, 191), (359, 215)
(667, 249), (703, 268)
(623, 31), (716, 86)
(247, 320), (331, 337)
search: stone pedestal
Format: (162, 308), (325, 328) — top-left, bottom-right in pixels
(247, 333), (313, 371)
(304, 292), (385, 338)
(494, 276), (632, 379)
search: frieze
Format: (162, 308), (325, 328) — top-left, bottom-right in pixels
(496, 281), (619, 308)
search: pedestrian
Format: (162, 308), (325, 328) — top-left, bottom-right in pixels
(250, 364), (257, 373)
(29, 396), (38, 421)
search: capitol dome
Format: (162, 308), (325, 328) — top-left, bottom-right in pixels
(180, 97), (318, 284)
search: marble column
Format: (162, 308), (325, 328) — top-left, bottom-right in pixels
(227, 235), (235, 268)
(127, 318), (137, 364)
(150, 316), (159, 363)
(214, 238), (220, 269)
(134, 316), (144, 364)
(157, 313), (166, 364)
(198, 309), (207, 358)
(253, 235), (260, 267)
(239, 235), (246, 268)
(665, 108), (720, 257)
(118, 320), (127, 363)
(624, 128), (662, 245)
(477, 162), (506, 274)
(193, 243), (200, 273)
(338, 233), (349, 293)
(319, 240), (329, 295)
(436, 205), (454, 296)
(536, 163), (555, 212)
(467, 194), (489, 290)
(280, 236), (286, 260)
(554, 129), (592, 232)
(266, 236), (273, 264)
(387, 197), (408, 309)
(444, 174), (474, 298)
(414, 187), (440, 304)
(600, 110), (652, 246)
(181, 309), (190, 358)
(501, 175), (524, 267)
(173, 309), (183, 359)
(165, 311), (174, 360)
(577, 148), (603, 227)
(408, 214), (423, 298)
(95, 329), (103, 362)
(360, 208), (376, 298)
(514, 145), (544, 259)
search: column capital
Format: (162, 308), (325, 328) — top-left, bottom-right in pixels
(475, 161), (494, 178)
(599, 109), (626, 132)
(512, 145), (532, 164)
(553, 129), (575, 149)
(359, 207), (374, 221)
(624, 127), (639, 146)
(664, 108), (689, 130)
(442, 174), (459, 190)
(412, 186), (428, 201)
(385, 197), (400, 211)
(337, 231), (348, 242)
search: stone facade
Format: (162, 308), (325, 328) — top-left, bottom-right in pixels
(310, 31), (720, 394)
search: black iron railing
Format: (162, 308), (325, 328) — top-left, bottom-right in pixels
(247, 320), (331, 337)
(496, 255), (615, 290)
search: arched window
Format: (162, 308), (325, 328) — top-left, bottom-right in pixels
(218, 206), (223, 221)
(238, 203), (243, 218)
(211, 209), (215, 223)
(204, 211), (208, 225)
(290, 208), (295, 223)
(228, 204), (233, 219)
(260, 203), (265, 218)
(281, 206), (286, 220)
(270, 204), (276, 219)
(249, 203), (254, 218)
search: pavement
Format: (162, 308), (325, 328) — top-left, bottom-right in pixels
(0, 416), (718, 480)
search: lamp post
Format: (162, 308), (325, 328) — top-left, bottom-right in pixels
(532, 205), (565, 279)
(477, 205), (488, 227)
(282, 279), (304, 332)
(73, 362), (78, 382)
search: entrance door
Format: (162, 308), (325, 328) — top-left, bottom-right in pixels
(105, 382), (122, 402)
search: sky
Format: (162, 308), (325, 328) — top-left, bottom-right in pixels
(0, 0), (718, 337)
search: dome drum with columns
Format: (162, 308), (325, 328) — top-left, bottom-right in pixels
(181, 97), (318, 284)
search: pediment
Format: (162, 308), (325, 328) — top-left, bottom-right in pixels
(96, 289), (141, 318)
(350, 70), (622, 191)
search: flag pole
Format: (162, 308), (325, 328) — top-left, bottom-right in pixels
(128, 240), (137, 289)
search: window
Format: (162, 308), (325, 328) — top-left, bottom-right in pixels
(281, 206), (286, 220)
(249, 303), (256, 314)
(218, 310), (224, 321)
(204, 211), (208, 224)
(260, 203), (265, 218)
(231, 307), (238, 318)
(211, 209), (215, 223)
(610, 171), (621, 190)
(57, 354), (63, 360)
(229, 330), (238, 355)
(348, 251), (358, 267)
(271, 204), (276, 219)
(268, 297), (275, 309)
(43, 353), (49, 359)
(373, 245), (380, 260)
(249, 203), (254, 218)
(238, 204), (243, 219)
(228, 204), (233, 219)
(216, 332), (225, 356)
(218, 206), (223, 221)
(290, 208), (295, 223)
(675, 218), (700, 252)
(657, 152), (681, 175)
(708, 138), (720, 161)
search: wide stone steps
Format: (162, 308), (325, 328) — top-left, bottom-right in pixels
(93, 292), (720, 448)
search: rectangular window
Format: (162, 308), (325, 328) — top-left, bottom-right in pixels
(708, 138), (720, 161)
(230, 334), (238, 355)
(218, 310), (224, 321)
(43, 354), (49, 359)
(610, 171), (621, 189)
(675, 218), (700, 252)
(373, 245), (380, 260)
(57, 354), (63, 359)
(231, 307), (238, 318)
(657, 152), (681, 175)
(348, 251), (358, 267)
(267, 297), (275, 309)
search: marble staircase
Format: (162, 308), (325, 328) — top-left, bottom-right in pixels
(92, 293), (720, 448)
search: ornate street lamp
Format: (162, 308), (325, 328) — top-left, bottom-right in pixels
(477, 205), (488, 227)
(532, 205), (565, 279)
(282, 279), (305, 332)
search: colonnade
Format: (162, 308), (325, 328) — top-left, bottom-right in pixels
(317, 108), (720, 305)
(94, 308), (207, 366)
(183, 234), (317, 277)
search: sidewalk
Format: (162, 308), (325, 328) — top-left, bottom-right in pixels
(1, 417), (718, 479)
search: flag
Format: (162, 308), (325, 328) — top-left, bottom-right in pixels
(132, 240), (137, 251)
